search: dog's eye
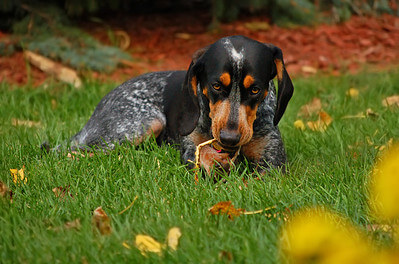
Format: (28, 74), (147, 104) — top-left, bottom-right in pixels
(250, 87), (260, 95)
(212, 83), (222, 91)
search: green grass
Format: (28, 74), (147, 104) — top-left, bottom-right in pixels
(1, 70), (398, 263)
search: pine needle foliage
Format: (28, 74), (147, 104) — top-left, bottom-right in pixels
(8, 4), (132, 72)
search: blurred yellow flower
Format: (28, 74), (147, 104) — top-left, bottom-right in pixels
(369, 143), (399, 222)
(294, 120), (306, 131)
(346, 88), (359, 99)
(280, 208), (373, 264)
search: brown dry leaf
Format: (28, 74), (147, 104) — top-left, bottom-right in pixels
(52, 185), (73, 199)
(65, 219), (81, 230)
(299, 97), (322, 117)
(346, 88), (359, 98)
(92, 207), (112, 235)
(382, 95), (399, 108)
(167, 227), (182, 251)
(0, 181), (13, 202)
(10, 166), (27, 185)
(301, 65), (317, 74)
(135, 234), (164, 256)
(218, 251), (233, 262)
(208, 201), (244, 220)
(294, 120), (306, 130)
(11, 118), (41, 128)
(307, 110), (333, 132)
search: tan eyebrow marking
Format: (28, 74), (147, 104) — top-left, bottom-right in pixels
(243, 75), (254, 89)
(219, 72), (231, 87)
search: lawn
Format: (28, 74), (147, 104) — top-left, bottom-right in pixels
(1, 69), (398, 263)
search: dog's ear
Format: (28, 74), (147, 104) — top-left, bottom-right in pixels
(178, 47), (208, 136)
(264, 44), (294, 126)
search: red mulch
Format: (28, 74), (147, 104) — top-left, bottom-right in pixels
(1, 12), (399, 86)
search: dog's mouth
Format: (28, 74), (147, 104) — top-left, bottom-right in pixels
(212, 140), (240, 153)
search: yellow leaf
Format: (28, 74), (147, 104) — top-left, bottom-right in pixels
(167, 227), (182, 251)
(307, 111), (332, 132)
(294, 120), (305, 131)
(10, 166), (27, 184)
(346, 88), (359, 98)
(92, 207), (112, 235)
(135, 234), (164, 256)
(382, 95), (399, 108)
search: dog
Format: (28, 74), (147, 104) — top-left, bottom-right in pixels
(55, 35), (294, 175)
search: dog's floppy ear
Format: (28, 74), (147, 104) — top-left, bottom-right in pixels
(178, 47), (208, 136)
(264, 44), (294, 126)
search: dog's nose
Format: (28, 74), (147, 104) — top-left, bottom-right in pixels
(219, 129), (241, 146)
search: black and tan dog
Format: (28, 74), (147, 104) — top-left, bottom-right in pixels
(56, 35), (294, 175)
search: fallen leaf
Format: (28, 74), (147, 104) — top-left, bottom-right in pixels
(294, 120), (306, 130)
(307, 110), (333, 132)
(382, 95), (399, 107)
(208, 201), (244, 220)
(52, 185), (73, 199)
(167, 227), (182, 251)
(65, 219), (81, 230)
(0, 181), (13, 202)
(346, 88), (359, 98)
(92, 207), (112, 235)
(10, 166), (27, 185)
(301, 65), (317, 74)
(299, 97), (322, 117)
(218, 251), (233, 262)
(135, 234), (164, 256)
(11, 118), (41, 128)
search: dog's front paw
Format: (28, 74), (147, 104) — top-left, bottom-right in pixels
(199, 145), (231, 176)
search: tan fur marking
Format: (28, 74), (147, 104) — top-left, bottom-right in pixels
(209, 100), (231, 143)
(236, 105), (258, 146)
(219, 72), (231, 87)
(189, 130), (211, 146)
(241, 137), (269, 161)
(274, 59), (283, 81)
(243, 75), (254, 89)
(134, 119), (164, 145)
(191, 76), (198, 96)
(202, 86), (208, 97)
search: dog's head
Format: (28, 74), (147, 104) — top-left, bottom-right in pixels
(178, 35), (294, 148)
